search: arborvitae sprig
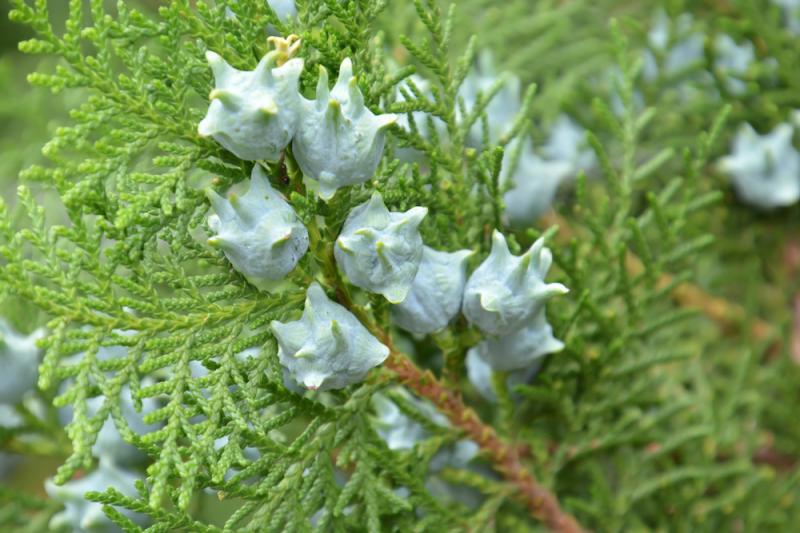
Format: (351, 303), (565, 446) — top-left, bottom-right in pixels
(2, 0), (800, 531)
(1, 1), (539, 529)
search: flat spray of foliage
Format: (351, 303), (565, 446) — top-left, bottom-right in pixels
(1, 0), (800, 531)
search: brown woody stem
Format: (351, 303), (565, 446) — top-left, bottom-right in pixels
(380, 337), (584, 533)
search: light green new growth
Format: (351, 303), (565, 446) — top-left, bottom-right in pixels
(1, 0), (800, 531)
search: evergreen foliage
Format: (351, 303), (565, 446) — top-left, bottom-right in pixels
(1, 0), (800, 531)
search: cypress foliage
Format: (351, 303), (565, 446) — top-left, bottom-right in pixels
(1, 1), (799, 531)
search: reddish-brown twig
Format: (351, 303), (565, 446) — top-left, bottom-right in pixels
(381, 342), (584, 532)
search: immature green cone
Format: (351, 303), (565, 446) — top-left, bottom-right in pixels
(466, 345), (548, 403)
(292, 59), (397, 200)
(334, 193), (427, 303)
(270, 283), (390, 391)
(391, 246), (474, 335)
(468, 310), (564, 372)
(371, 389), (478, 470)
(718, 122), (800, 209)
(198, 42), (304, 161)
(207, 165), (309, 290)
(462, 231), (567, 336)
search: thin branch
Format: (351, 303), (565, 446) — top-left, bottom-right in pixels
(381, 340), (585, 533)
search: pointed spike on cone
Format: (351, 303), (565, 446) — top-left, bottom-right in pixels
(739, 123), (757, 141)
(479, 290), (502, 312)
(330, 319), (346, 345)
(347, 76), (365, 110)
(281, 57), (305, 82)
(272, 230), (293, 248)
(306, 282), (328, 310)
(259, 98), (278, 119)
(375, 241), (391, 267)
(316, 66), (330, 101)
(512, 251), (533, 283)
(255, 51), (278, 79)
(545, 337), (566, 354)
(540, 282), (569, 299)
(536, 247), (554, 276)
(247, 164), (273, 197)
(385, 285), (408, 304)
(529, 237), (546, 258)
(338, 58), (354, 86)
(303, 373), (326, 390)
(366, 192), (386, 211)
(405, 206), (428, 228)
(207, 236), (225, 249)
(209, 89), (242, 109)
(376, 113), (399, 130)
(326, 98), (342, 121)
(387, 207), (426, 234)
(267, 35), (282, 50)
(228, 192), (256, 225)
(206, 188), (236, 220)
(455, 249), (476, 264)
(391, 217), (409, 228)
(206, 51), (233, 81)
(293, 344), (315, 359)
(336, 236), (355, 253)
(318, 184), (337, 201)
(490, 230), (511, 259)
(353, 228), (377, 238)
